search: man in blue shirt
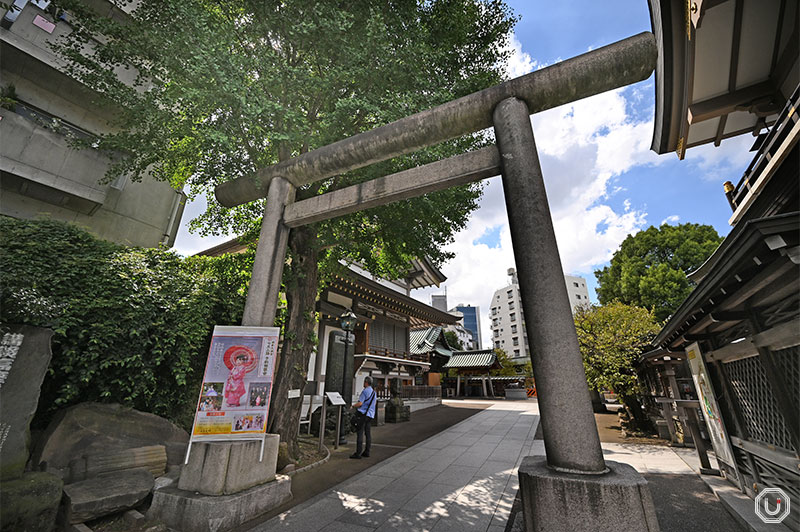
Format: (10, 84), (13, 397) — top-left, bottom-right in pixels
(350, 376), (376, 459)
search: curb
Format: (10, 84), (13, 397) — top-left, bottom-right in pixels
(284, 443), (331, 477)
(697, 473), (792, 532)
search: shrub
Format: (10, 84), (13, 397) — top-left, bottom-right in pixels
(0, 216), (253, 430)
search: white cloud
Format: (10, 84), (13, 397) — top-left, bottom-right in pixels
(504, 32), (537, 78)
(661, 215), (680, 225)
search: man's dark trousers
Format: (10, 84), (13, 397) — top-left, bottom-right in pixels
(356, 416), (372, 456)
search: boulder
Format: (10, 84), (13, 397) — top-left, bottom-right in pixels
(0, 471), (63, 532)
(31, 403), (188, 480)
(0, 325), (54, 481)
(68, 445), (167, 483)
(62, 467), (154, 524)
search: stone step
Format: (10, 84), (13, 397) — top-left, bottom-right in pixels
(62, 467), (154, 524)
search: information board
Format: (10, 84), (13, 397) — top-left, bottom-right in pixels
(685, 342), (736, 469)
(189, 325), (279, 441)
(326, 391), (346, 406)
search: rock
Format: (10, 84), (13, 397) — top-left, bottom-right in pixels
(62, 467), (154, 524)
(279, 463), (296, 475)
(69, 445), (167, 482)
(275, 441), (293, 471)
(154, 466), (181, 491)
(0, 325), (55, 481)
(0, 471), (63, 532)
(32, 403), (188, 480)
(385, 396), (410, 423)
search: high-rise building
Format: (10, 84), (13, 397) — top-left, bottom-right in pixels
(1, 1), (185, 247)
(564, 275), (590, 311)
(430, 294), (448, 312)
(453, 304), (481, 350)
(489, 268), (590, 365)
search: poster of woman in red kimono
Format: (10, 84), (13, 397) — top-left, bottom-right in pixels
(190, 326), (279, 440)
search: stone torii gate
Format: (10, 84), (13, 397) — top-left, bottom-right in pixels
(217, 32), (660, 531)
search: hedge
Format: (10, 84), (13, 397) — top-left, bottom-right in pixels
(0, 216), (254, 430)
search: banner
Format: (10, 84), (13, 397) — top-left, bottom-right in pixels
(190, 325), (279, 440)
(685, 342), (736, 468)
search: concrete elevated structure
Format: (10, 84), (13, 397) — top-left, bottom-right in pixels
(0, 1), (184, 247)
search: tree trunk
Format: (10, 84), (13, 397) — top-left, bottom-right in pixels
(267, 225), (319, 459)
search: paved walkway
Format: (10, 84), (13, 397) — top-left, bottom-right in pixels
(251, 399), (744, 532)
(252, 400), (538, 532)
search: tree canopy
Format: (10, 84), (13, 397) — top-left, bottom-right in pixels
(594, 223), (722, 321)
(574, 301), (660, 402)
(55, 0), (518, 457)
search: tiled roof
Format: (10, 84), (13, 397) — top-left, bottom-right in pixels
(409, 327), (453, 357)
(444, 350), (497, 369)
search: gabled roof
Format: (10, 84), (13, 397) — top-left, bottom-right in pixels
(444, 350), (500, 369)
(410, 326), (453, 357)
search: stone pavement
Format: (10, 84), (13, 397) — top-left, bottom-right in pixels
(250, 399), (745, 532)
(251, 400), (538, 532)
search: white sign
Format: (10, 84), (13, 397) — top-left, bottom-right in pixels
(755, 488), (791, 524)
(326, 391), (346, 406)
(685, 342), (736, 468)
(288, 389), (301, 399)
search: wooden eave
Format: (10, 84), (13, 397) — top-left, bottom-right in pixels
(648, 0), (799, 158)
(655, 212), (800, 350)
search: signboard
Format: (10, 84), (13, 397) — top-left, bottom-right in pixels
(326, 391), (346, 406)
(685, 342), (736, 468)
(189, 325), (279, 441)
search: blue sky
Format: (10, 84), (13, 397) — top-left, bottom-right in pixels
(173, 1), (755, 348)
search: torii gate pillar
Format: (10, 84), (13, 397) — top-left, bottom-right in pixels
(494, 97), (660, 531)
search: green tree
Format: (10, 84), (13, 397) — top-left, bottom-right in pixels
(491, 348), (520, 377)
(54, 0), (516, 458)
(594, 223), (722, 321)
(574, 301), (661, 419)
(443, 330), (464, 351)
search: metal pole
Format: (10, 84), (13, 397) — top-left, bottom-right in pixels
(318, 398), (327, 453)
(241, 176), (295, 327)
(493, 97), (606, 474)
(216, 33), (656, 207)
(334, 405), (342, 450)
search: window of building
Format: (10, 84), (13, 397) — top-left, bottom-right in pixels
(575, 294), (581, 299)
(509, 301), (515, 309)
(495, 341), (500, 348)
(513, 337), (519, 346)
(507, 290), (513, 299)
(511, 325), (517, 333)
(514, 349), (520, 357)
(510, 312), (516, 322)
(493, 330), (499, 338)
(573, 282), (579, 287)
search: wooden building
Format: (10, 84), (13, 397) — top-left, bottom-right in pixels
(310, 263), (458, 402)
(647, 1), (798, 527)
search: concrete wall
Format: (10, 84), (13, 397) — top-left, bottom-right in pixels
(0, 2), (184, 248)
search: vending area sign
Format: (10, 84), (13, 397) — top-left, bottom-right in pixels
(189, 325), (279, 444)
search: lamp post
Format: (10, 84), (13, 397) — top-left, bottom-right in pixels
(339, 309), (357, 444)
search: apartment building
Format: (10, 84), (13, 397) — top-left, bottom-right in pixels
(489, 268), (589, 365)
